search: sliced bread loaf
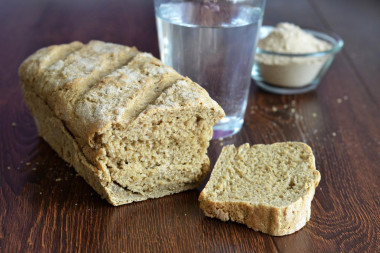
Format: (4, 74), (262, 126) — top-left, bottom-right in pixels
(199, 142), (321, 236)
(19, 40), (225, 206)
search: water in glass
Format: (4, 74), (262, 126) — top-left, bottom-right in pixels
(155, 1), (264, 138)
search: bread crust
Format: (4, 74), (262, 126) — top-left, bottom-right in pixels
(199, 182), (317, 236)
(199, 142), (321, 236)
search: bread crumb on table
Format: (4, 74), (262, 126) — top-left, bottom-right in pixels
(11, 122), (17, 127)
(55, 178), (62, 182)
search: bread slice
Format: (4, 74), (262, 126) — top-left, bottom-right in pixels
(19, 40), (224, 206)
(199, 142), (321, 236)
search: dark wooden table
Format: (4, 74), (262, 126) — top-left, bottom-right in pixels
(1, 0), (379, 252)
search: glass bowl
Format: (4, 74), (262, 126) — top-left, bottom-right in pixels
(252, 26), (344, 95)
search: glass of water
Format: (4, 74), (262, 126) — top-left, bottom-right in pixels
(154, 0), (266, 139)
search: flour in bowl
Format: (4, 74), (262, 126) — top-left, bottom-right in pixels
(256, 23), (332, 87)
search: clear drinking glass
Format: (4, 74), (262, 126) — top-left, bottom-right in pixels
(154, 0), (266, 139)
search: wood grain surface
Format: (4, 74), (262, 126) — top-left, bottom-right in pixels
(0, 0), (379, 252)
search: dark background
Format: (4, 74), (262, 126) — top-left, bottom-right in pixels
(0, 0), (379, 252)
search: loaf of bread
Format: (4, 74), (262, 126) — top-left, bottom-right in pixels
(199, 142), (321, 236)
(19, 40), (224, 206)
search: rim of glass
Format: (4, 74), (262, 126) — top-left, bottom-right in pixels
(256, 26), (344, 57)
(155, 1), (267, 29)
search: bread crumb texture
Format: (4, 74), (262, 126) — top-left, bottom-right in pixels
(19, 40), (224, 206)
(199, 142), (320, 236)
